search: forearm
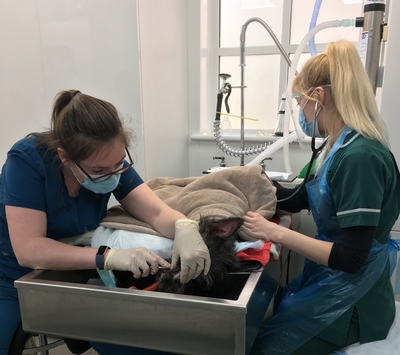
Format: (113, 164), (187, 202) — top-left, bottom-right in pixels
(274, 227), (333, 266)
(244, 212), (375, 271)
(7, 205), (98, 270)
(150, 206), (187, 239)
(16, 237), (97, 270)
(120, 184), (187, 240)
(244, 211), (333, 265)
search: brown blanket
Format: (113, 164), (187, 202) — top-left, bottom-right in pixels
(100, 165), (277, 240)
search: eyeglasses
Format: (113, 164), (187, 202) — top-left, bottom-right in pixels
(292, 92), (306, 108)
(292, 92), (301, 100)
(75, 148), (134, 183)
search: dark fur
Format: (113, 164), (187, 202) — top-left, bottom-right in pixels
(156, 216), (244, 294)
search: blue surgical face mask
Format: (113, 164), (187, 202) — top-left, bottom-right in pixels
(71, 166), (121, 194)
(295, 85), (331, 138)
(299, 107), (322, 138)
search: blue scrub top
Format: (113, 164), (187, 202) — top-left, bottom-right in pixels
(0, 135), (143, 281)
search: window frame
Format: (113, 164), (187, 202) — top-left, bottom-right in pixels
(189, 0), (361, 136)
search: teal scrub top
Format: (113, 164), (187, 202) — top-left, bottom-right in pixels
(321, 132), (400, 344)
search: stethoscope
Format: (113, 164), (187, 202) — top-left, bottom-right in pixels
(277, 102), (327, 203)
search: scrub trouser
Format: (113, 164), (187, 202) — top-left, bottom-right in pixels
(0, 276), (21, 355)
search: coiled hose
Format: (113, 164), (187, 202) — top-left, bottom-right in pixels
(213, 120), (270, 157)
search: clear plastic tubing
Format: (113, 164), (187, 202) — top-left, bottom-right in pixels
(309, 0), (323, 57)
(247, 19), (356, 171)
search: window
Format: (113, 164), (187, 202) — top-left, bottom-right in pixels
(196, 0), (363, 135)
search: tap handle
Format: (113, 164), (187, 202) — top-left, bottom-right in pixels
(213, 156), (226, 167)
(215, 93), (223, 121)
(216, 73), (232, 120)
(224, 83), (232, 114)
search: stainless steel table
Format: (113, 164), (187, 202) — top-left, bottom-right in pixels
(15, 265), (278, 355)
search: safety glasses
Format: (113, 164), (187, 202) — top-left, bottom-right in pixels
(292, 84), (331, 103)
(75, 148), (134, 183)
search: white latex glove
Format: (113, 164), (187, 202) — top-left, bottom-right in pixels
(104, 247), (170, 278)
(172, 219), (211, 284)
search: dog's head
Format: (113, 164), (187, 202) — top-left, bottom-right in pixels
(156, 216), (243, 294)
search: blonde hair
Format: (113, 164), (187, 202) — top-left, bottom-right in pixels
(292, 40), (389, 165)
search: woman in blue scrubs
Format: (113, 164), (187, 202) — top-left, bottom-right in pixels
(0, 90), (211, 355)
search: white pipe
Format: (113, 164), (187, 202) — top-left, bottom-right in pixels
(247, 19), (356, 170)
(246, 131), (299, 166)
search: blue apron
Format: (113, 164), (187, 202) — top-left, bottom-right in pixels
(253, 127), (399, 354)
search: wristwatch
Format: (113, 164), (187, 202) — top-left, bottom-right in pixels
(95, 245), (109, 270)
(96, 246), (117, 287)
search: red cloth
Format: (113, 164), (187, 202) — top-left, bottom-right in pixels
(236, 241), (272, 265)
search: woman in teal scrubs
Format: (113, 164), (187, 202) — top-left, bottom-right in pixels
(244, 41), (400, 355)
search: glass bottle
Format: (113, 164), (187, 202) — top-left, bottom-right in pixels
(221, 116), (232, 135)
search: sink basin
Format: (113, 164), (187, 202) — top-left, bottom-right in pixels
(15, 265), (278, 355)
